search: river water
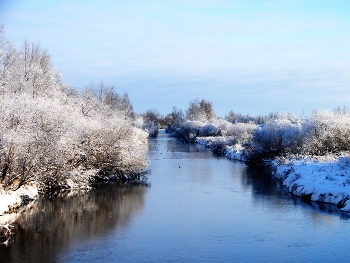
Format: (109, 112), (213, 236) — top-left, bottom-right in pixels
(1, 131), (350, 262)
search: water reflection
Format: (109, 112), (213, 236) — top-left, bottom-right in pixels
(240, 165), (350, 220)
(0, 182), (149, 263)
(291, 196), (350, 220)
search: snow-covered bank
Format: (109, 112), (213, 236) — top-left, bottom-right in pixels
(195, 137), (244, 161)
(0, 185), (38, 217)
(271, 157), (350, 212)
(0, 185), (38, 243)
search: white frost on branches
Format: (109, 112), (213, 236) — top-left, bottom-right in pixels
(0, 26), (148, 208)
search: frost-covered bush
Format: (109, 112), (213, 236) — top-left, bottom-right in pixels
(244, 110), (350, 165)
(301, 110), (350, 155)
(0, 92), (148, 192)
(197, 136), (237, 152)
(243, 118), (303, 165)
(171, 121), (205, 141)
(168, 109), (257, 145)
(165, 106), (185, 134)
(201, 124), (220, 137)
(252, 119), (303, 153)
(170, 119), (230, 141)
(144, 125), (159, 138)
(226, 122), (257, 143)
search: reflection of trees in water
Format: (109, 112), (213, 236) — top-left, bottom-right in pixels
(240, 166), (284, 195)
(0, 182), (149, 263)
(241, 166), (350, 219)
(291, 196), (350, 220)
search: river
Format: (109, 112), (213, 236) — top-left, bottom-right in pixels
(1, 130), (350, 262)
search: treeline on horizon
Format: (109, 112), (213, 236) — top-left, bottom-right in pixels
(148, 99), (350, 165)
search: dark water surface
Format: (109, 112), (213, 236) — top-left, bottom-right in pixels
(1, 131), (350, 262)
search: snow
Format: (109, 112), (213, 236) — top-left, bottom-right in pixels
(195, 137), (244, 160)
(224, 144), (244, 161)
(271, 157), (350, 212)
(0, 185), (38, 216)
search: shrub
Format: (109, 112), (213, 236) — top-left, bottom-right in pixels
(243, 110), (350, 165)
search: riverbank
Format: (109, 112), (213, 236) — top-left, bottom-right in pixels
(195, 136), (244, 161)
(271, 156), (350, 212)
(0, 184), (38, 244)
(0, 168), (96, 217)
(195, 136), (350, 212)
(0, 184), (38, 216)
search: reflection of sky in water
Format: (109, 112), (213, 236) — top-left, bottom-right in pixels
(2, 131), (350, 262)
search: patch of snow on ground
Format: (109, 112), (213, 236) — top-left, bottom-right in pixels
(224, 144), (244, 161)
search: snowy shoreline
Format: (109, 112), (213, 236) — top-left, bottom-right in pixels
(0, 184), (39, 217)
(195, 136), (350, 212)
(195, 137), (245, 161)
(0, 184), (39, 242)
(271, 157), (350, 212)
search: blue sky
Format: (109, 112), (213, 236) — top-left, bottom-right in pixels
(1, 0), (350, 117)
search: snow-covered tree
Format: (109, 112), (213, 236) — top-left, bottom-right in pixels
(186, 99), (216, 122)
(0, 26), (148, 193)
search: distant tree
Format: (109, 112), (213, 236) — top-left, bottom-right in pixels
(0, 25), (20, 95)
(165, 106), (185, 129)
(186, 99), (215, 122)
(83, 82), (134, 119)
(334, 106), (349, 115)
(143, 109), (160, 126)
(225, 111), (251, 123)
(142, 109), (161, 137)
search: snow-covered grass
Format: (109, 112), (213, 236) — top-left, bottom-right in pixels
(272, 156), (350, 212)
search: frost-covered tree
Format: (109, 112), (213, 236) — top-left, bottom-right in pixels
(0, 26), (148, 193)
(186, 99), (215, 122)
(83, 82), (135, 120)
(165, 106), (185, 133)
(142, 109), (161, 137)
(0, 26), (20, 95)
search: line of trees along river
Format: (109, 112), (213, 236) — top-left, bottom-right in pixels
(1, 131), (349, 262)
